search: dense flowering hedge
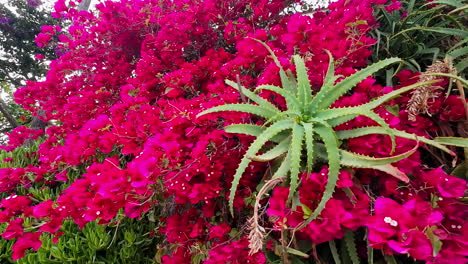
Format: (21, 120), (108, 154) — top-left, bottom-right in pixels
(0, 0), (467, 263)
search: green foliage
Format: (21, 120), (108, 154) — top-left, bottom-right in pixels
(0, 144), (160, 263)
(0, 218), (157, 264)
(198, 40), (457, 221)
(371, 0), (468, 75)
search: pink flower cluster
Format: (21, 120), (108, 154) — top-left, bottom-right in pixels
(0, 0), (466, 262)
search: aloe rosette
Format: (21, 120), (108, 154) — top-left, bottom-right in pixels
(197, 40), (464, 227)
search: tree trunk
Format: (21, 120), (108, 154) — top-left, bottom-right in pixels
(78, 0), (92, 11)
(0, 96), (20, 128)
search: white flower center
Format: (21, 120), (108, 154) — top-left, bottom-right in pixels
(384, 216), (398, 227)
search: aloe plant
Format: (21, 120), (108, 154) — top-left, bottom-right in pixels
(197, 40), (455, 225)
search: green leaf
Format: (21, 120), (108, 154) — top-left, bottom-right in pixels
(312, 57), (402, 110)
(272, 151), (292, 179)
(425, 226), (443, 257)
(225, 79), (280, 112)
(303, 122), (315, 173)
(336, 126), (455, 156)
(285, 247), (309, 258)
(228, 120), (294, 215)
(435, 137), (468, 148)
(309, 50), (338, 113)
(249, 137), (290, 162)
(197, 103), (277, 120)
(319, 108), (396, 153)
(293, 55), (313, 110)
(383, 254), (398, 264)
(455, 57), (468, 73)
(224, 124), (264, 137)
(344, 230), (360, 264)
(256, 84), (301, 111)
(288, 123), (304, 202)
(363, 80), (439, 110)
(422, 0), (464, 8)
(423, 73), (468, 88)
(339, 149), (413, 182)
(448, 45), (468, 60)
(301, 122), (340, 226)
(329, 240), (342, 264)
(250, 38), (297, 93)
(391, 27), (468, 39)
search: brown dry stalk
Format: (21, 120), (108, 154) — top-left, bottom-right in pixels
(247, 177), (285, 255)
(407, 60), (451, 121)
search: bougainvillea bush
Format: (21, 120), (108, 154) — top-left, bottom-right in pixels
(0, 0), (467, 263)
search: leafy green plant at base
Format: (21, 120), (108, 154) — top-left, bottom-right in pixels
(197, 40), (461, 227)
(0, 218), (158, 264)
(0, 143), (160, 263)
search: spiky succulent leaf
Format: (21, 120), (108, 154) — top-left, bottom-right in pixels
(339, 148), (416, 182)
(309, 50), (338, 114)
(363, 80), (439, 110)
(424, 72), (468, 87)
(322, 50), (337, 90)
(329, 240), (342, 264)
(251, 38), (297, 93)
(272, 151), (292, 179)
(228, 120), (294, 214)
(344, 230), (360, 264)
(249, 137), (290, 162)
(197, 103), (277, 119)
(317, 108), (396, 153)
(288, 123), (305, 202)
(225, 79), (280, 112)
(293, 54), (313, 110)
(303, 122), (315, 173)
(311, 58), (402, 111)
(255, 84), (301, 111)
(336, 127), (455, 155)
(224, 124), (265, 137)
(302, 123), (340, 225)
(225, 124), (288, 144)
(434, 137), (468, 148)
(324, 80), (439, 128)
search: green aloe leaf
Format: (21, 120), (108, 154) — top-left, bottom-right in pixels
(228, 120), (294, 215)
(250, 38), (297, 93)
(303, 122), (315, 173)
(318, 109), (396, 153)
(248, 136), (290, 162)
(312, 57), (402, 111)
(448, 45), (468, 60)
(309, 50), (338, 114)
(423, 73), (468, 87)
(272, 151), (292, 179)
(363, 80), (439, 110)
(336, 126), (455, 155)
(256, 84), (301, 111)
(197, 103), (277, 119)
(301, 123), (340, 226)
(224, 124), (265, 137)
(293, 54), (313, 110)
(225, 79), (280, 112)
(329, 240), (342, 264)
(339, 148), (416, 182)
(288, 123), (304, 202)
(435, 137), (468, 148)
(344, 230), (360, 264)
